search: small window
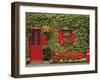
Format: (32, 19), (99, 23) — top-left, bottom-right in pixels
(62, 30), (72, 37)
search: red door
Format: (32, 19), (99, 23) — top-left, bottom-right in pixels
(29, 29), (42, 64)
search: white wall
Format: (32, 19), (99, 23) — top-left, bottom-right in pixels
(0, 0), (100, 80)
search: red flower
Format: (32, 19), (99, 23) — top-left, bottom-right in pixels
(52, 53), (62, 62)
(63, 52), (85, 60)
(86, 50), (90, 63)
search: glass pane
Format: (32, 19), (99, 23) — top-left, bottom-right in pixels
(63, 30), (70, 36)
(37, 31), (40, 45)
(32, 30), (35, 45)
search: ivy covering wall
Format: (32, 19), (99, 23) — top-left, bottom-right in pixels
(26, 12), (89, 61)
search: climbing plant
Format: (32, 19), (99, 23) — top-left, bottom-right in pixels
(26, 12), (89, 61)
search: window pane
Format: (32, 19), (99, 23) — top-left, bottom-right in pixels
(37, 31), (40, 45)
(32, 30), (35, 45)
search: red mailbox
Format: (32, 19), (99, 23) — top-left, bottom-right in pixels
(28, 28), (47, 64)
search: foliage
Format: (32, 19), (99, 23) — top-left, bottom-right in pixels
(26, 12), (89, 61)
(42, 47), (53, 61)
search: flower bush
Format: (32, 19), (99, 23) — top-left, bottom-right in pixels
(51, 52), (85, 63)
(63, 52), (85, 60)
